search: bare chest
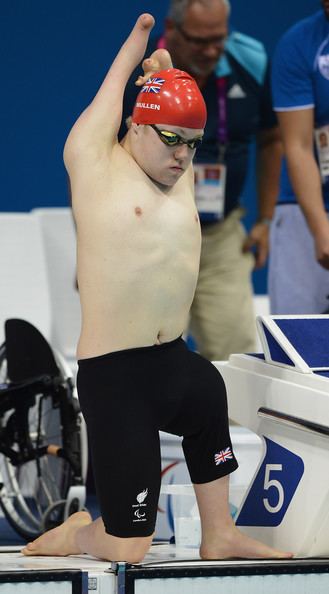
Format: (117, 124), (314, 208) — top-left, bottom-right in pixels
(73, 154), (201, 270)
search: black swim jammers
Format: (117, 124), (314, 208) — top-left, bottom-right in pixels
(77, 337), (238, 538)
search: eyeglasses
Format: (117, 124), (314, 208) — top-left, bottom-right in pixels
(149, 124), (203, 150)
(176, 24), (227, 48)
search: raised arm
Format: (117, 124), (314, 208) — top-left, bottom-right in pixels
(65, 14), (155, 157)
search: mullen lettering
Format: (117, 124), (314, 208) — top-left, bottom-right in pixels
(136, 102), (161, 111)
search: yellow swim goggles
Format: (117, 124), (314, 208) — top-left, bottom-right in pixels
(149, 124), (203, 150)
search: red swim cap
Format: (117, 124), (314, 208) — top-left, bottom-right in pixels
(132, 68), (207, 130)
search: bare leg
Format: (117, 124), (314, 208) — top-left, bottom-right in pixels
(22, 511), (153, 563)
(194, 476), (293, 559)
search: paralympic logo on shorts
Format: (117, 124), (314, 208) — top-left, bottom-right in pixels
(132, 488), (148, 523)
(134, 508), (145, 519)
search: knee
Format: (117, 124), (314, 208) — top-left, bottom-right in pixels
(203, 367), (227, 407)
(112, 534), (153, 564)
(198, 374), (229, 427)
(123, 549), (147, 564)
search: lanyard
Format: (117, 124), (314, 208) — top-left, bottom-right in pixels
(157, 36), (166, 49)
(216, 77), (228, 160)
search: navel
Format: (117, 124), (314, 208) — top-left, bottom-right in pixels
(135, 206), (143, 217)
(195, 213), (199, 223)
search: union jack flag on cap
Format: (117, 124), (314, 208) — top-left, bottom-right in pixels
(214, 447), (233, 465)
(141, 77), (166, 93)
(132, 68), (207, 129)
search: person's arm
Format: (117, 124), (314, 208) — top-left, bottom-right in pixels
(243, 125), (282, 268)
(278, 108), (329, 269)
(136, 49), (173, 87)
(270, 21), (329, 269)
(64, 13), (155, 165)
(242, 57), (281, 269)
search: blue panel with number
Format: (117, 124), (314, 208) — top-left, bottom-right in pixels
(236, 438), (304, 527)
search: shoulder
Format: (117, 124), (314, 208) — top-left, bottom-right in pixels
(271, 14), (325, 111)
(272, 11), (325, 88)
(274, 11), (325, 61)
(224, 31), (268, 84)
(278, 10), (323, 44)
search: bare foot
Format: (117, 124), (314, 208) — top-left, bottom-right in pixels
(200, 526), (293, 560)
(22, 511), (92, 557)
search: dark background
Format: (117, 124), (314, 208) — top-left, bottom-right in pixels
(1, 0), (317, 291)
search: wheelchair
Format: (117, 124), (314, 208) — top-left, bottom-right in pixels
(0, 318), (88, 540)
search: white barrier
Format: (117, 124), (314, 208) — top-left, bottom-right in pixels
(0, 209), (79, 367)
(32, 208), (80, 362)
(0, 213), (51, 344)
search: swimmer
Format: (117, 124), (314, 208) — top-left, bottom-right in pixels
(22, 14), (293, 563)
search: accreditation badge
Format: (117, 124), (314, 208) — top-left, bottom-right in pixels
(194, 163), (226, 220)
(315, 125), (329, 183)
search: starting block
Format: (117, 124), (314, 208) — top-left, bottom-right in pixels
(215, 315), (329, 558)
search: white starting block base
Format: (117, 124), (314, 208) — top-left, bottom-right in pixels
(215, 315), (329, 558)
(1, 546), (329, 593)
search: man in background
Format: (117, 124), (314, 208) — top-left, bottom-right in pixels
(121, 0), (281, 361)
(269, 2), (329, 314)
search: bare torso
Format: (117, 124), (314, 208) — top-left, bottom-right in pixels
(71, 143), (201, 358)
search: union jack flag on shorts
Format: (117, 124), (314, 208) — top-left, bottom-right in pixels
(141, 77), (166, 93)
(214, 447), (233, 465)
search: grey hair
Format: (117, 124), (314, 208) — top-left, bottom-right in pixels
(167, 0), (231, 25)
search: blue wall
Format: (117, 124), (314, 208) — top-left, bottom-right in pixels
(1, 0), (316, 289)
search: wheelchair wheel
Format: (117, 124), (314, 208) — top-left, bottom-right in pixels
(0, 343), (87, 541)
